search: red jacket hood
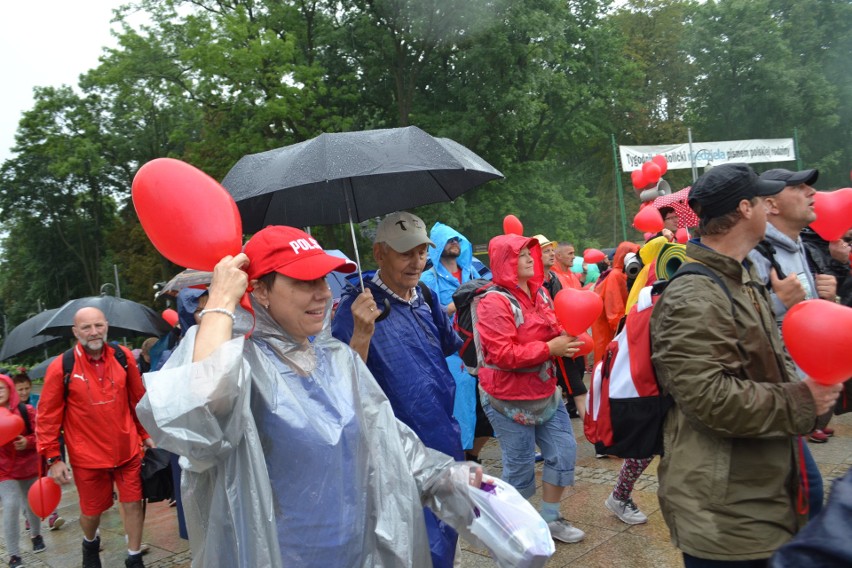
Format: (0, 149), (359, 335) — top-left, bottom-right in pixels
(612, 241), (641, 271)
(0, 374), (20, 409)
(488, 234), (545, 298)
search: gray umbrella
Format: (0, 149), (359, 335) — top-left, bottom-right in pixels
(29, 355), (59, 380)
(221, 126), (502, 231)
(37, 296), (172, 339)
(155, 269), (213, 299)
(0, 308), (65, 361)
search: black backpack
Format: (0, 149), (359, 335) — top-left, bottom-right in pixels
(61, 343), (128, 400)
(452, 278), (551, 370)
(140, 447), (174, 502)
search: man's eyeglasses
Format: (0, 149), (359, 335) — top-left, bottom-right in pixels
(664, 215), (679, 221)
(843, 237), (852, 244)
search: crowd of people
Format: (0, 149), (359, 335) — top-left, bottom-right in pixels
(0, 162), (850, 567)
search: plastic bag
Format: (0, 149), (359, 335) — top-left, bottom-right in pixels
(465, 477), (555, 568)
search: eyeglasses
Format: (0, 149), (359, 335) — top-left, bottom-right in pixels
(72, 372), (116, 406)
(843, 237), (852, 244)
(664, 215), (679, 221)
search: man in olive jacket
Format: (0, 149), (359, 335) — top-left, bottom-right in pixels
(650, 163), (842, 567)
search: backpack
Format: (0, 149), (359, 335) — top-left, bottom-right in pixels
(62, 343), (129, 400)
(140, 447), (174, 502)
(452, 278), (551, 373)
(584, 263), (733, 459)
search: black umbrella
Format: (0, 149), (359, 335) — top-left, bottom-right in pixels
(222, 126), (502, 316)
(29, 355), (59, 380)
(222, 126), (503, 232)
(37, 296), (172, 339)
(0, 309), (65, 361)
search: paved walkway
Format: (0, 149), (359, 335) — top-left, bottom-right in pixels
(3, 412), (850, 567)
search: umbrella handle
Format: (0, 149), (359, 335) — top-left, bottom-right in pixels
(374, 298), (392, 323)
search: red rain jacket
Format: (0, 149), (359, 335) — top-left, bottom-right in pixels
(476, 234), (562, 401)
(591, 241), (641, 363)
(36, 343), (148, 468)
(0, 374), (39, 481)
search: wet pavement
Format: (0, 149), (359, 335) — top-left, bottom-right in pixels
(2, 412), (850, 567)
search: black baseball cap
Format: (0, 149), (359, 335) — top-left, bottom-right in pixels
(688, 163), (785, 220)
(759, 168), (819, 187)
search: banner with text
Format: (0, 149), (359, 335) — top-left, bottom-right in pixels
(619, 138), (795, 172)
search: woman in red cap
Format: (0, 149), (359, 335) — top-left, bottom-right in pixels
(136, 226), (487, 568)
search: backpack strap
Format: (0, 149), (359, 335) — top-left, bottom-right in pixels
(666, 262), (735, 317)
(753, 239), (787, 285)
(62, 348), (76, 401)
(471, 287), (550, 378)
(17, 402), (32, 435)
(63, 344), (129, 400)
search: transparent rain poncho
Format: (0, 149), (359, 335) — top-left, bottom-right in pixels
(136, 297), (486, 567)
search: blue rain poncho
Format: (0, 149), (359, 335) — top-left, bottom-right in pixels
(420, 222), (483, 451)
(136, 297), (480, 567)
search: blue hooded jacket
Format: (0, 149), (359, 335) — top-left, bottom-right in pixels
(420, 222), (481, 307)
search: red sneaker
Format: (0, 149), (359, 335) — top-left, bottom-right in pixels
(808, 430), (829, 443)
(822, 427), (835, 437)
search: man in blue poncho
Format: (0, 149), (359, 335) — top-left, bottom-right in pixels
(332, 211), (465, 568)
(420, 222), (492, 463)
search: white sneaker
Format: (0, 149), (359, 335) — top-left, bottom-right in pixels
(605, 493), (648, 525)
(547, 518), (585, 543)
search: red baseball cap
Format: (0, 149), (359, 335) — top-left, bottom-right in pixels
(245, 226), (357, 281)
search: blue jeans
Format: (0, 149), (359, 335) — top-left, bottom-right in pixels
(483, 397), (576, 498)
(800, 439), (823, 519)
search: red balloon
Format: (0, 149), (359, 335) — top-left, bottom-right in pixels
(554, 288), (604, 336)
(809, 188), (852, 241)
(28, 477), (62, 519)
(575, 332), (594, 356)
(161, 309), (179, 327)
(583, 249), (606, 263)
(675, 227), (689, 243)
(652, 154), (668, 176)
(630, 169), (647, 189)
(0, 408), (24, 446)
(782, 299), (852, 385)
(633, 206), (665, 233)
(132, 158), (243, 271)
(642, 161), (662, 185)
(503, 214), (524, 235)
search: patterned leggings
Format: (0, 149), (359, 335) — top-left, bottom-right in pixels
(612, 457), (653, 501)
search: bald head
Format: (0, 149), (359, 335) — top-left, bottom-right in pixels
(72, 307), (109, 355)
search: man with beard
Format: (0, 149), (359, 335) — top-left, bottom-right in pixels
(37, 307), (154, 568)
(420, 222), (492, 462)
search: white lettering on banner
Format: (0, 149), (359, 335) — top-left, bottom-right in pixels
(289, 237), (322, 254)
(618, 138), (796, 172)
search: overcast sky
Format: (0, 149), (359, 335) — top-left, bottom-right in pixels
(0, 0), (128, 164)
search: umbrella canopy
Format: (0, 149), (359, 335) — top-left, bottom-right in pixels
(155, 269), (213, 299)
(221, 126), (503, 231)
(0, 308), (65, 361)
(37, 296), (172, 339)
(29, 355), (59, 380)
(653, 187), (699, 229)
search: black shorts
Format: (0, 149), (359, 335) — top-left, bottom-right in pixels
(556, 357), (588, 397)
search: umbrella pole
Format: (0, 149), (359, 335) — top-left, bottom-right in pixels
(342, 179), (365, 291)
